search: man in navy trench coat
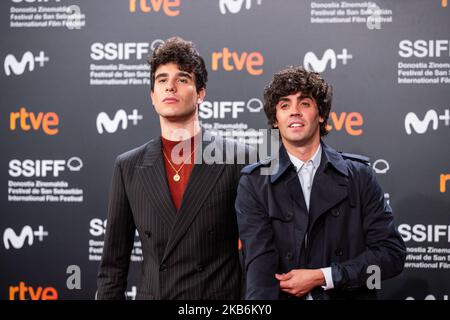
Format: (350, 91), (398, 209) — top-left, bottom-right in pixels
(235, 66), (406, 300)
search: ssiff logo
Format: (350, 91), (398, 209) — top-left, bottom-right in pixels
(96, 108), (143, 134)
(199, 98), (263, 119)
(4, 51), (49, 76)
(303, 49), (353, 73)
(404, 109), (450, 135)
(398, 40), (450, 58)
(129, 0), (180, 16)
(3, 225), (48, 250)
(90, 42), (162, 61)
(219, 0), (262, 14)
(372, 159), (390, 174)
(9, 157), (83, 178)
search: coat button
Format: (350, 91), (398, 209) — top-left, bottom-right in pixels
(196, 264), (204, 272)
(286, 211), (293, 219)
(331, 208), (340, 217)
(286, 252), (293, 260)
(335, 248), (343, 256)
(208, 229), (214, 236)
(145, 231), (152, 237)
(160, 264), (167, 272)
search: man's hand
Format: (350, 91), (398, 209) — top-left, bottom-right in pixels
(275, 269), (325, 298)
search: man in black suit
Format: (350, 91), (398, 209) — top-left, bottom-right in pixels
(97, 37), (248, 299)
(236, 66), (406, 299)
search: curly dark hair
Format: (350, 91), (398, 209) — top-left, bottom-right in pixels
(148, 37), (208, 92)
(263, 66), (333, 137)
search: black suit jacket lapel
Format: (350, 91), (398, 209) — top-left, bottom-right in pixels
(137, 139), (176, 228)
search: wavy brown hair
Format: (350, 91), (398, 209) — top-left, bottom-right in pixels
(263, 66), (333, 136)
(149, 37), (208, 93)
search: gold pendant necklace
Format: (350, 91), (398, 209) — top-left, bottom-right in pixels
(163, 144), (199, 183)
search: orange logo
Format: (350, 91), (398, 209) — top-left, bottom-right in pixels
(326, 111), (364, 136)
(10, 107), (59, 135)
(129, 0), (180, 16)
(440, 174), (450, 192)
(211, 48), (264, 76)
(442, 0), (447, 8)
(9, 282), (58, 300)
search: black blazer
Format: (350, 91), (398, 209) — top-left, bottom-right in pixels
(97, 131), (250, 299)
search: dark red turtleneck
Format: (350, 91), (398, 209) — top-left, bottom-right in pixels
(161, 135), (198, 211)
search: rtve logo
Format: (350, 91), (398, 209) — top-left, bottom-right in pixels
(219, 0), (262, 14)
(303, 49), (353, 73)
(9, 282), (58, 300)
(3, 225), (48, 250)
(129, 0), (180, 16)
(326, 111), (364, 136)
(96, 108), (143, 134)
(9, 157), (83, 178)
(211, 48), (264, 75)
(441, 174), (450, 193)
(199, 98), (263, 119)
(404, 109), (450, 135)
(4, 51), (49, 76)
(10, 107), (59, 135)
(90, 40), (163, 61)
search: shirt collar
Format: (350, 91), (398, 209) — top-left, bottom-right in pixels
(287, 144), (322, 172)
(269, 141), (348, 184)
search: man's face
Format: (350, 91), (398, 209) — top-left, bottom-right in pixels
(274, 92), (323, 148)
(150, 62), (205, 122)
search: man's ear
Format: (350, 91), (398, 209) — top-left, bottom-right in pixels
(197, 88), (206, 104)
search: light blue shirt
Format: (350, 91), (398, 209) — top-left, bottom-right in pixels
(287, 144), (334, 294)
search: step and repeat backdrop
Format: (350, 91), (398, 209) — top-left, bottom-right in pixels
(1, 0), (449, 300)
